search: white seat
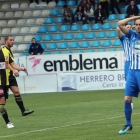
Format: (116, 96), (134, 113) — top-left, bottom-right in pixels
(20, 27), (29, 33)
(0, 20), (7, 26)
(7, 20), (16, 26)
(24, 35), (33, 42)
(38, 2), (47, 7)
(5, 12), (14, 18)
(0, 12), (4, 18)
(48, 2), (56, 8)
(36, 18), (45, 24)
(14, 53), (21, 57)
(17, 19), (26, 25)
(23, 11), (32, 17)
(1, 37), (4, 44)
(20, 3), (28, 9)
(2, 28), (10, 34)
(29, 2), (37, 8)
(26, 19), (35, 25)
(18, 44), (27, 51)
(11, 45), (18, 51)
(33, 10), (41, 16)
(14, 11), (23, 17)
(14, 36), (24, 42)
(30, 27), (39, 33)
(42, 10), (50, 16)
(11, 28), (20, 34)
(2, 4), (10, 10)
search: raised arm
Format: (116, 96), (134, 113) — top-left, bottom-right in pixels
(116, 27), (123, 39)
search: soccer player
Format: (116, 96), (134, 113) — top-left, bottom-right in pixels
(118, 16), (140, 134)
(3, 36), (34, 116)
(0, 38), (27, 128)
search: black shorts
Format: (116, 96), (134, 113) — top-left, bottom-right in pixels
(0, 86), (9, 99)
(9, 76), (18, 87)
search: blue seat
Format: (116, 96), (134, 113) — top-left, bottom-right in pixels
(34, 35), (42, 42)
(56, 1), (65, 7)
(48, 43), (57, 50)
(123, 5), (129, 12)
(54, 51), (62, 54)
(64, 34), (74, 40)
(86, 32), (96, 39)
(118, 14), (127, 20)
(81, 24), (90, 30)
(120, 48), (124, 51)
(59, 25), (69, 32)
(54, 34), (63, 40)
(107, 14), (117, 20)
(22, 53), (29, 56)
(44, 18), (54, 24)
(137, 4), (140, 10)
(91, 41), (101, 47)
(60, 9), (64, 15)
(112, 23), (118, 29)
(49, 9), (59, 16)
(97, 32), (106, 38)
(65, 51), (73, 54)
(42, 35), (53, 41)
(102, 40), (112, 47)
(109, 48), (117, 51)
(55, 17), (62, 23)
(91, 23), (101, 30)
(128, 21), (133, 26)
(115, 6), (122, 12)
(102, 23), (112, 29)
(107, 31), (117, 38)
(75, 33), (85, 39)
(49, 26), (59, 32)
(76, 50), (84, 53)
(98, 49), (106, 52)
(41, 44), (47, 49)
(72, 8), (76, 14)
(77, 0), (81, 5)
(87, 50), (95, 52)
(113, 40), (122, 46)
(44, 52), (51, 55)
(67, 1), (76, 6)
(69, 42), (79, 48)
(80, 41), (90, 48)
(25, 44), (30, 51)
(70, 25), (80, 31)
(58, 42), (68, 49)
(37, 26), (48, 33)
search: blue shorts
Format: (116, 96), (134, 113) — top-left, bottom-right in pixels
(125, 69), (140, 97)
(124, 61), (130, 81)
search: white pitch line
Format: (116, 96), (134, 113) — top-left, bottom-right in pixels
(0, 112), (140, 139)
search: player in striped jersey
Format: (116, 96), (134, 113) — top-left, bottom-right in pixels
(118, 16), (140, 134)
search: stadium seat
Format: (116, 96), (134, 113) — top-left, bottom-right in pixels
(65, 51), (73, 54)
(55, 17), (62, 23)
(29, 2), (37, 8)
(59, 25), (69, 32)
(11, 45), (18, 51)
(107, 14), (117, 20)
(24, 35), (33, 42)
(102, 40), (112, 47)
(75, 33), (85, 39)
(69, 42), (79, 48)
(76, 50), (84, 53)
(72, 8), (76, 14)
(5, 12), (14, 18)
(36, 18), (45, 24)
(17, 19), (26, 26)
(37, 26), (48, 33)
(120, 48), (124, 51)
(25, 44), (30, 51)
(109, 48), (117, 51)
(14, 36), (24, 42)
(20, 27), (29, 33)
(14, 53), (21, 57)
(56, 1), (65, 7)
(137, 4), (140, 10)
(11, 28), (20, 34)
(58, 42), (68, 49)
(44, 52), (51, 55)
(54, 51), (62, 54)
(2, 28), (10, 34)
(64, 34), (74, 40)
(87, 50), (95, 52)
(0, 12), (4, 18)
(91, 23), (101, 30)
(80, 41), (90, 48)
(22, 53), (30, 56)
(49, 9), (59, 16)
(107, 31), (117, 38)
(44, 18), (54, 24)
(60, 9), (64, 15)
(91, 41), (101, 47)
(2, 4), (10, 10)
(20, 3), (28, 9)
(115, 6), (122, 12)
(128, 21), (133, 26)
(113, 40), (122, 46)
(81, 24), (90, 30)
(30, 27), (39, 33)
(123, 5), (129, 12)
(26, 19), (35, 25)
(8, 20), (16, 26)
(42, 10), (50, 16)
(48, 43), (57, 50)
(67, 1), (76, 6)
(102, 23), (112, 29)
(41, 44), (47, 49)
(48, 2), (56, 7)
(112, 23), (118, 29)
(35, 35), (42, 42)
(38, 2), (47, 6)
(14, 11), (23, 17)
(49, 26), (59, 32)
(18, 44), (27, 51)
(98, 49), (106, 52)
(0, 20), (7, 26)
(23, 11), (32, 17)
(42, 35), (53, 41)
(70, 25), (80, 31)
(118, 14), (127, 20)
(33, 10), (41, 16)
(97, 32), (106, 38)
(85, 32), (96, 39)
(77, 0), (81, 5)
(54, 34), (63, 40)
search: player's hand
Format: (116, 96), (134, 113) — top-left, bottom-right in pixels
(31, 52), (34, 55)
(13, 70), (19, 77)
(22, 68), (27, 73)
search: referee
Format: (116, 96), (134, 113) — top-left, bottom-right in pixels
(3, 36), (34, 116)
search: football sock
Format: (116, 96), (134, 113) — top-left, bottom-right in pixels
(15, 95), (25, 113)
(0, 104), (10, 124)
(124, 101), (132, 126)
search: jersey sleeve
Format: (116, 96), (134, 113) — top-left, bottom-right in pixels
(9, 53), (14, 64)
(120, 35), (125, 42)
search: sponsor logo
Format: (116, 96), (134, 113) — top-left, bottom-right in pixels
(0, 89), (4, 95)
(29, 57), (41, 72)
(17, 58), (25, 72)
(5, 56), (8, 60)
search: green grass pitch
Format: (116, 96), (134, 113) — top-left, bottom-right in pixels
(1, 89), (140, 140)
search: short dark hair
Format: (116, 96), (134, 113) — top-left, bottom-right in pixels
(63, 5), (68, 8)
(125, 23), (132, 26)
(5, 36), (13, 42)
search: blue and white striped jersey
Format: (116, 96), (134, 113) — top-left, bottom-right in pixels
(120, 35), (130, 62)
